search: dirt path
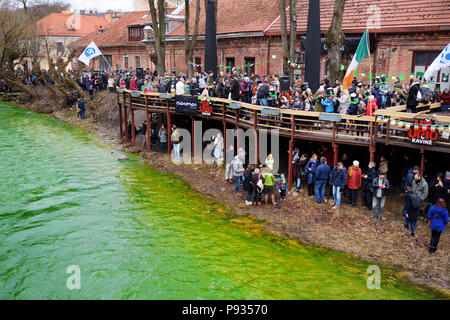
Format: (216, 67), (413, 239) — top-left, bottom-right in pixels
(44, 105), (449, 296)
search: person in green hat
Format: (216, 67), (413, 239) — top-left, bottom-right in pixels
(321, 88), (337, 113)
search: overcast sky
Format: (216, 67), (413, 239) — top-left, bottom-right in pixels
(67, 0), (134, 12)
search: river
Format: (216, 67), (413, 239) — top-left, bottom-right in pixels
(0, 103), (444, 299)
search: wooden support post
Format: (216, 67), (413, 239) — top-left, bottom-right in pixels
(333, 143), (339, 167)
(145, 95), (151, 153)
(118, 103), (123, 138)
(235, 109), (240, 148)
(385, 116), (390, 146)
(167, 100), (172, 155)
(223, 103), (227, 160)
(288, 114), (295, 191)
(369, 145), (376, 163)
(123, 95), (129, 143)
(223, 121), (227, 160)
(420, 148), (425, 176)
(116, 91), (121, 137)
(130, 105), (136, 148)
(191, 115), (195, 159)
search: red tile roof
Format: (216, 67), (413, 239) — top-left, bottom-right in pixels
(168, 0), (281, 37)
(265, 0), (450, 35)
(70, 11), (149, 48)
(70, 0), (450, 49)
(37, 13), (110, 37)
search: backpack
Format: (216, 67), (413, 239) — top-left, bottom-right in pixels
(420, 87), (433, 104)
(410, 193), (422, 209)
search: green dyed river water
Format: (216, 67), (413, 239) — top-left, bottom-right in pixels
(0, 103), (445, 299)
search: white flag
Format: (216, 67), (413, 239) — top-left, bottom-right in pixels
(424, 43), (450, 81)
(78, 41), (102, 66)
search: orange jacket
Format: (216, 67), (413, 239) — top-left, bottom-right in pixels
(346, 165), (362, 190)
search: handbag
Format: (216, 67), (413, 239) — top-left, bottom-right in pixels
(427, 213), (439, 229)
(416, 90), (422, 102)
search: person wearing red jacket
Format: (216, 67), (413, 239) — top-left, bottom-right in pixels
(438, 88), (450, 112)
(366, 95), (378, 116)
(130, 76), (138, 91)
(346, 160), (362, 207)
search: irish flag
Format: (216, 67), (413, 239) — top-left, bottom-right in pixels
(342, 29), (370, 89)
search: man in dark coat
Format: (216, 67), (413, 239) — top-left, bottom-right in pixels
(407, 80), (421, 113)
(362, 162), (378, 211)
(230, 77), (240, 101)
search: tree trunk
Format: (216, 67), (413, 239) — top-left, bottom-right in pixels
(288, 0), (297, 85)
(185, 0), (201, 79)
(326, 0), (346, 84)
(278, 0), (289, 77)
(148, 0), (166, 75)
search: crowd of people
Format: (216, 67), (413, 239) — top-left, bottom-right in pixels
(6, 67), (450, 116)
(5, 67), (449, 254)
(220, 142), (449, 254)
(112, 69), (450, 114)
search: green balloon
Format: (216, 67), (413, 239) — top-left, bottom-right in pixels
(399, 74), (405, 80)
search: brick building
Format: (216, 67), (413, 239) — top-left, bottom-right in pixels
(35, 10), (110, 70)
(71, 0), (450, 89)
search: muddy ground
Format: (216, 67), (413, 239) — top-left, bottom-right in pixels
(18, 90), (449, 296)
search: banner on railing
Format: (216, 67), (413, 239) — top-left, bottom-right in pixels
(408, 119), (439, 146)
(175, 95), (198, 114)
(376, 116), (450, 137)
(198, 97), (213, 116)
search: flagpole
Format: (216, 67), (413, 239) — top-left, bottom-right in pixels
(101, 54), (113, 72)
(367, 26), (372, 97)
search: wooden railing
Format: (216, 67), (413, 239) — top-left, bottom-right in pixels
(117, 89), (450, 154)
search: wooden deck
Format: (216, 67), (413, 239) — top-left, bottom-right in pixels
(117, 89), (450, 155)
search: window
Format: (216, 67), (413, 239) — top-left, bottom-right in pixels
(135, 56), (141, 68)
(56, 42), (64, 54)
(100, 55), (112, 71)
(244, 57), (255, 76)
(194, 57), (202, 73)
(124, 56), (129, 69)
(226, 57), (235, 71)
(128, 27), (143, 41)
(412, 51), (443, 90)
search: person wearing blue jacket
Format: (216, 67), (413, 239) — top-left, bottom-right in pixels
(305, 153), (319, 197)
(322, 88), (338, 113)
(428, 198), (449, 254)
(315, 157), (331, 204)
(330, 162), (347, 209)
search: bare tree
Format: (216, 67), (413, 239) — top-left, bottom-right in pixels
(148, 0), (167, 75)
(278, 0), (297, 84)
(288, 0), (297, 84)
(184, 0), (201, 78)
(326, 0), (346, 84)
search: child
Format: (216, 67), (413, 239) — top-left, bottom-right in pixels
(279, 173), (288, 201)
(251, 167), (263, 206)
